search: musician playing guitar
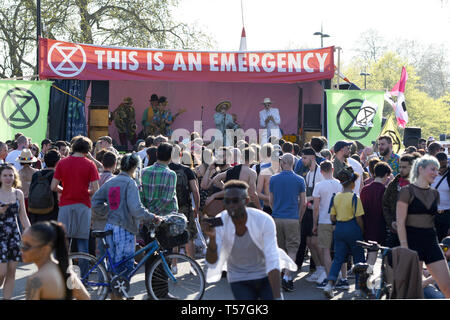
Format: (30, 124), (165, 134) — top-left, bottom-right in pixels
(155, 96), (186, 137)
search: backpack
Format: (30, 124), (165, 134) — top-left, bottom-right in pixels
(435, 168), (450, 190)
(172, 165), (191, 208)
(28, 170), (55, 214)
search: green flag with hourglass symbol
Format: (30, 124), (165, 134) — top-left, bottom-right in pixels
(0, 80), (52, 144)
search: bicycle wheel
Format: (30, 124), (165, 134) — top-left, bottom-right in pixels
(69, 252), (110, 300)
(145, 253), (205, 300)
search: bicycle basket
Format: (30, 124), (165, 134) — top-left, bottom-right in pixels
(155, 213), (189, 249)
(156, 226), (189, 249)
(162, 212), (188, 236)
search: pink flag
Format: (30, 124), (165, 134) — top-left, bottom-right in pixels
(385, 66), (408, 128)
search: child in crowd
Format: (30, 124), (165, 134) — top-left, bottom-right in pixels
(323, 167), (366, 299)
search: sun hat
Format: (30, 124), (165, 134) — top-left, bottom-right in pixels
(261, 97), (273, 105)
(215, 100), (231, 112)
(16, 148), (37, 164)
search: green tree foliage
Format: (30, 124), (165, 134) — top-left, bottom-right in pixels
(0, 0), (213, 77)
(343, 52), (450, 138)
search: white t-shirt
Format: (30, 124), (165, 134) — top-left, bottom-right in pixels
(431, 171), (450, 211)
(347, 157), (364, 195)
(312, 178), (343, 224)
(136, 148), (149, 167)
(5, 150), (23, 171)
(305, 166), (324, 190)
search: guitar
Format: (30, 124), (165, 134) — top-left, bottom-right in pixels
(156, 108), (187, 135)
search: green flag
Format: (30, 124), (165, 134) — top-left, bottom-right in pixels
(326, 89), (384, 149)
(0, 80), (52, 144)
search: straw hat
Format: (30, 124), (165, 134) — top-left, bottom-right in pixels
(16, 148), (37, 164)
(215, 100), (231, 112)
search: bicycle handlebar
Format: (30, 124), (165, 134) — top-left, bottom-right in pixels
(356, 240), (390, 252)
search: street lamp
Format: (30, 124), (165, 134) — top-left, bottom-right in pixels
(313, 24), (330, 48)
(360, 71), (371, 90)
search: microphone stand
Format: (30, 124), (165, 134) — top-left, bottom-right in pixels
(201, 105), (204, 122)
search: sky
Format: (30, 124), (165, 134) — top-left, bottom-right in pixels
(172, 0), (450, 65)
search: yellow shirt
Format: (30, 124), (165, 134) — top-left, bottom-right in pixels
(330, 192), (364, 222)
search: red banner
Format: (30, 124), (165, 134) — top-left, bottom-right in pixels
(39, 38), (334, 83)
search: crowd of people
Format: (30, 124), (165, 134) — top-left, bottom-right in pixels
(0, 129), (449, 300)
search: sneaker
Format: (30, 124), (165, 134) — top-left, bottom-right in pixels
(316, 279), (328, 289)
(305, 270), (321, 282)
(282, 279), (295, 292)
(287, 280), (295, 292)
(335, 279), (350, 290)
(323, 283), (334, 298)
(315, 271), (328, 285)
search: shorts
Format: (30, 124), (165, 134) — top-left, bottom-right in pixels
(58, 203), (91, 240)
(301, 209), (314, 237)
(179, 205), (197, 240)
(318, 224), (334, 249)
(406, 226), (445, 265)
(274, 218), (300, 258)
(104, 223), (135, 275)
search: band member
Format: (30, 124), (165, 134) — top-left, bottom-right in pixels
(112, 97), (137, 148)
(142, 94), (159, 136)
(259, 97), (281, 145)
(214, 101), (238, 146)
(153, 96), (186, 137)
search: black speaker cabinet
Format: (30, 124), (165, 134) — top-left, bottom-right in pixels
(90, 80), (109, 106)
(303, 104), (321, 129)
(404, 127), (421, 147)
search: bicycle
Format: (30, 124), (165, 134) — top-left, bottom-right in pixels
(352, 240), (393, 299)
(68, 224), (206, 300)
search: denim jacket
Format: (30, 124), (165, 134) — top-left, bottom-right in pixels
(92, 172), (156, 235)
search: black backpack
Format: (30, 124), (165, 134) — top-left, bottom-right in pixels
(28, 171), (55, 214)
(172, 166), (191, 208)
(435, 168), (450, 190)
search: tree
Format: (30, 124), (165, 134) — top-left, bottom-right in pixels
(343, 51), (450, 139)
(352, 29), (387, 64)
(0, 0), (213, 78)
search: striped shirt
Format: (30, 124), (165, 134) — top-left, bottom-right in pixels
(140, 162), (178, 216)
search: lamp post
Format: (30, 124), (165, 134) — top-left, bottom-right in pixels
(36, 0), (41, 79)
(313, 24), (330, 48)
(360, 71), (370, 90)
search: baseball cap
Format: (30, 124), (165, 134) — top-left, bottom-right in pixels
(334, 140), (353, 153)
(301, 147), (316, 156)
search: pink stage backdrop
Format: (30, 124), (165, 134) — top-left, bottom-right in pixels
(86, 80), (323, 144)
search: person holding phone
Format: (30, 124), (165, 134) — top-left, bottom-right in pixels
(202, 180), (297, 300)
(0, 164), (31, 299)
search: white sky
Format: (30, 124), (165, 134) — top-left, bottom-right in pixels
(173, 0), (450, 64)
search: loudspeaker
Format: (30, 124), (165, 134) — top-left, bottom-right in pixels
(404, 127), (421, 147)
(303, 104), (321, 129)
(90, 80), (109, 106)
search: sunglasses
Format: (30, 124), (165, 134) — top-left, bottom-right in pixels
(223, 197), (245, 205)
(19, 242), (45, 252)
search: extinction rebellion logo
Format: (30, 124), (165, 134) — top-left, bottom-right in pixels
(336, 99), (374, 140)
(48, 42), (86, 77)
(1, 87), (40, 129)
